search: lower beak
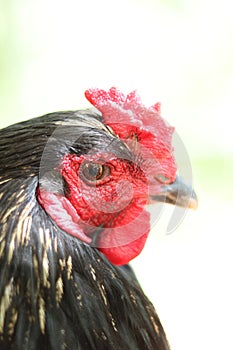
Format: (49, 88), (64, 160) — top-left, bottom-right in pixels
(150, 175), (198, 210)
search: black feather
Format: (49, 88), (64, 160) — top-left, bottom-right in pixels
(0, 110), (170, 349)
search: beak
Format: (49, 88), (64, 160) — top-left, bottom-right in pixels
(150, 175), (198, 210)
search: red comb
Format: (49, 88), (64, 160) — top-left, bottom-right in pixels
(85, 87), (177, 182)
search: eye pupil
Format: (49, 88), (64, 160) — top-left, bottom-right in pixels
(88, 164), (103, 179)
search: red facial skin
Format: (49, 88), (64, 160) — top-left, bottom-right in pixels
(63, 153), (150, 265)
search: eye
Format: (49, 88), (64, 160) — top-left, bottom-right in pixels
(80, 162), (110, 183)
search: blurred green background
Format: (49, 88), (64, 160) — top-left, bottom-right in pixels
(1, 1), (232, 349)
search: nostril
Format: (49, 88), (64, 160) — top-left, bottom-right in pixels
(154, 174), (172, 184)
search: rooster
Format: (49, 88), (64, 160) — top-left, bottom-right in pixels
(0, 88), (197, 349)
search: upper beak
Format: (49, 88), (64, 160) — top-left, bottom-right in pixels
(150, 175), (198, 210)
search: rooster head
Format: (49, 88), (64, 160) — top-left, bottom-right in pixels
(38, 87), (197, 265)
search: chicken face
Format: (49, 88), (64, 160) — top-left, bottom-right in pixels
(38, 135), (151, 265)
(38, 88), (197, 265)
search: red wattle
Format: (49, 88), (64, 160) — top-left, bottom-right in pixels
(96, 209), (150, 265)
(99, 233), (148, 266)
